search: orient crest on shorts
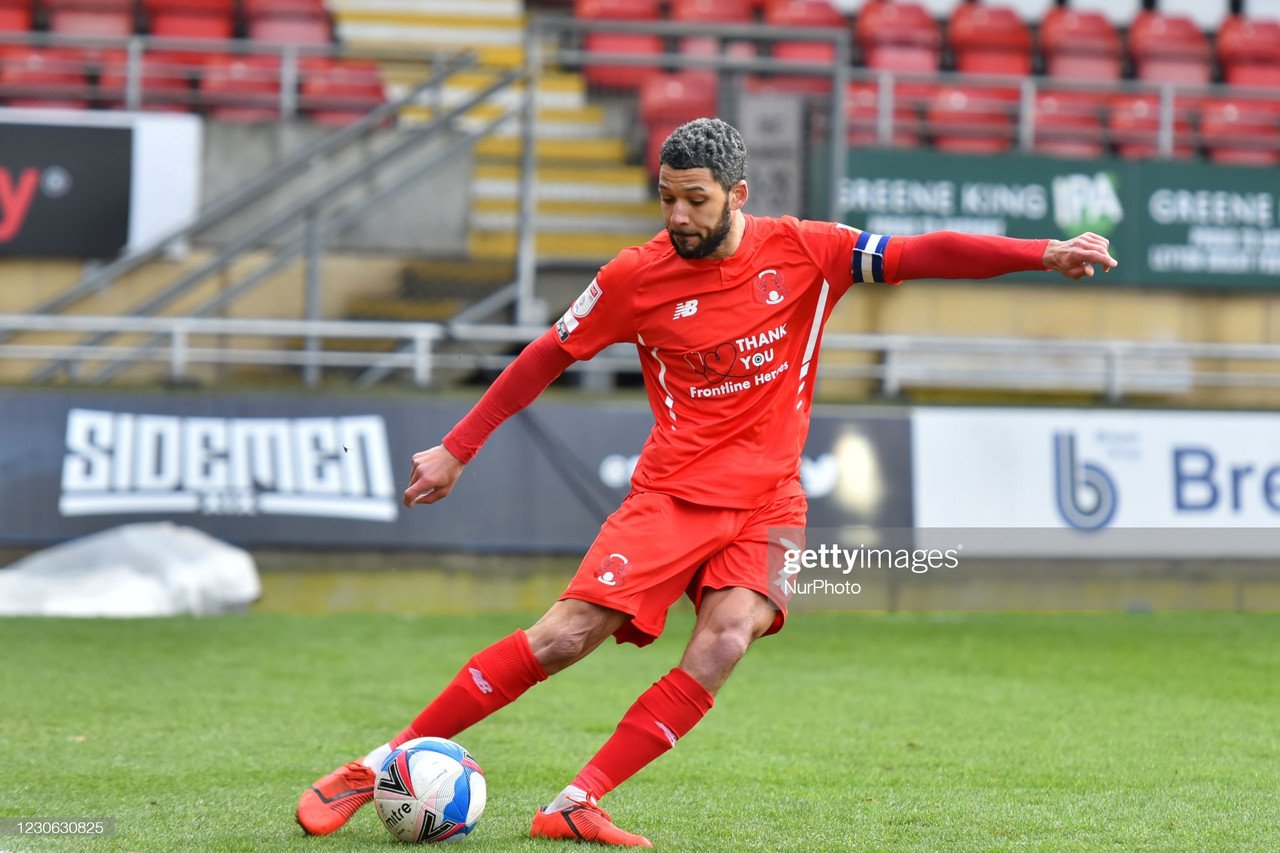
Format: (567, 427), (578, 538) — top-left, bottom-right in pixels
(595, 553), (630, 587)
(753, 269), (788, 305)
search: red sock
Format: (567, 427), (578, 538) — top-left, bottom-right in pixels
(571, 667), (714, 801)
(391, 629), (547, 746)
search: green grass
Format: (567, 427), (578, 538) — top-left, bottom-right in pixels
(1, 612), (1277, 851)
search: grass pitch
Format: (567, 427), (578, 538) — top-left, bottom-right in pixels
(1, 611), (1277, 851)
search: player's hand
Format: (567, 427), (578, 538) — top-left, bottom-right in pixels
(1043, 232), (1118, 280)
(403, 444), (464, 507)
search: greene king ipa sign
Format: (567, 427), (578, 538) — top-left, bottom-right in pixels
(836, 149), (1280, 290)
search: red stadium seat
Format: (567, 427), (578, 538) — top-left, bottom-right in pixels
(854, 0), (941, 79)
(846, 80), (920, 148)
(575, 0), (660, 19)
(151, 11), (234, 39)
(1107, 94), (1195, 160)
(764, 0), (843, 84)
(1217, 16), (1280, 89)
(299, 57), (384, 126)
(1033, 92), (1104, 159)
(49, 6), (135, 38)
(582, 32), (662, 91)
(242, 0), (324, 13)
(925, 85), (1014, 154)
(1200, 98), (1280, 166)
(639, 70), (716, 127)
(0, 2), (33, 32)
(948, 3), (1031, 77)
(640, 71), (715, 171)
(669, 0), (751, 23)
(1040, 9), (1123, 81)
(200, 54), (281, 121)
(248, 13), (331, 45)
(0, 48), (90, 108)
(97, 51), (195, 111)
(1129, 12), (1212, 86)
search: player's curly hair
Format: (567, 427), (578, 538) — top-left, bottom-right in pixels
(659, 118), (748, 191)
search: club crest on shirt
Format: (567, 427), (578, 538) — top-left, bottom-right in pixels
(753, 269), (788, 305)
(595, 553), (630, 587)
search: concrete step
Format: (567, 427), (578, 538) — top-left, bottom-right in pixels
(471, 197), (660, 233)
(473, 135), (626, 164)
(469, 229), (654, 262)
(473, 163), (652, 204)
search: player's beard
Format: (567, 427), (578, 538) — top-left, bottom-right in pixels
(669, 198), (732, 260)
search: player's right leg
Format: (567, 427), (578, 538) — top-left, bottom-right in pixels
(296, 602), (626, 836)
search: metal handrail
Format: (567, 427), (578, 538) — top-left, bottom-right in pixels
(0, 52), (476, 332)
(5, 314), (1280, 400)
(26, 66), (527, 384)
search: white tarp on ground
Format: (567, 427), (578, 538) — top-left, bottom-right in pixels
(0, 522), (260, 617)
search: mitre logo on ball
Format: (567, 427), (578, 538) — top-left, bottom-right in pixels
(753, 269), (788, 305)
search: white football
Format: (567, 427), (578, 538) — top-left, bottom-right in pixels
(374, 737), (486, 843)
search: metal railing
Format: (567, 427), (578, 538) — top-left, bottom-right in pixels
(15, 59), (533, 387)
(4, 313), (1280, 402)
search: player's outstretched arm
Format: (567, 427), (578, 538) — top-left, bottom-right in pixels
(891, 230), (1115, 282)
(1041, 231), (1119, 280)
(402, 328), (576, 508)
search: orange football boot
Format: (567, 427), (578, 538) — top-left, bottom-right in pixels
(530, 799), (653, 847)
(296, 761), (375, 835)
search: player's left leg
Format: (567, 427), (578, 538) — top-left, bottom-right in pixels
(531, 587), (776, 847)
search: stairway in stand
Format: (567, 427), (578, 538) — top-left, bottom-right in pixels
(331, 0), (659, 267)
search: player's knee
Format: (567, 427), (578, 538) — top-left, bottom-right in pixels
(697, 620), (754, 667)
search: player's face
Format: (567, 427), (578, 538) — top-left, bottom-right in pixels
(658, 166), (740, 260)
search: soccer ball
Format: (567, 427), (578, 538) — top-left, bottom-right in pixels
(374, 737), (486, 843)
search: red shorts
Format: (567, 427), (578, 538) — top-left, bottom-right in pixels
(561, 487), (808, 647)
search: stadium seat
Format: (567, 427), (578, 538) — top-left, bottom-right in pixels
(147, 0), (234, 40)
(669, 0), (751, 23)
(845, 80), (920, 147)
(247, 13), (331, 45)
(46, 0), (135, 37)
(1039, 8), (1123, 81)
(1129, 11), (1212, 86)
(1107, 94), (1195, 160)
(640, 71), (717, 173)
(1033, 92), (1104, 159)
(97, 51), (195, 111)
(764, 0), (844, 90)
(854, 0), (941, 77)
(670, 0), (753, 61)
(581, 32), (663, 91)
(947, 2), (1031, 77)
(299, 57), (384, 126)
(577, 0), (662, 90)
(1217, 15), (1280, 89)
(200, 54), (281, 121)
(925, 85), (1014, 154)
(0, 48), (91, 108)
(575, 0), (660, 19)
(0, 0), (32, 33)
(1200, 98), (1280, 167)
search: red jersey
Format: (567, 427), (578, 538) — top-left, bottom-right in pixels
(553, 214), (902, 509)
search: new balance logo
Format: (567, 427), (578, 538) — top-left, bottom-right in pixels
(672, 299), (699, 320)
(469, 667), (493, 694)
